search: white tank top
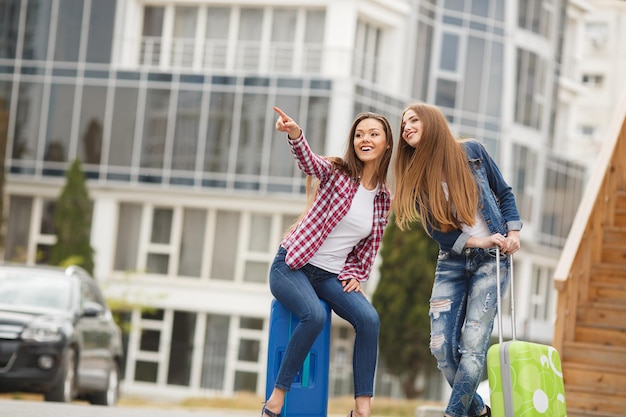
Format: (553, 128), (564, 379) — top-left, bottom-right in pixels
(308, 184), (377, 273)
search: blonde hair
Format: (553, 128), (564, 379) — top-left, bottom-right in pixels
(392, 103), (478, 233)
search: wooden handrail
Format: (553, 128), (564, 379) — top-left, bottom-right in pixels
(553, 87), (626, 285)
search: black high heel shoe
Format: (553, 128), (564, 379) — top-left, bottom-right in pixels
(261, 403), (281, 417)
(475, 405), (491, 417)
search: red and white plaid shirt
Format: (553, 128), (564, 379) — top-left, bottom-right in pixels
(280, 133), (391, 282)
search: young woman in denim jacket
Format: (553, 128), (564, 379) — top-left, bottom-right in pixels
(262, 107), (393, 417)
(392, 103), (522, 417)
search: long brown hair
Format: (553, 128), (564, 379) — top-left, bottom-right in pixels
(392, 103), (478, 233)
(287, 112), (394, 235)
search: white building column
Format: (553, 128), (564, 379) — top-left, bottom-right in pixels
(90, 194), (118, 281)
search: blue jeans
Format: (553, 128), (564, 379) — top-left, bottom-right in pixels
(269, 246), (379, 398)
(429, 248), (510, 417)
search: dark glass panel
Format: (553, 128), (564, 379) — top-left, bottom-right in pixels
(85, 0), (116, 63)
(54, 0), (83, 62)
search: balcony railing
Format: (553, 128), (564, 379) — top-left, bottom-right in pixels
(139, 37), (327, 76)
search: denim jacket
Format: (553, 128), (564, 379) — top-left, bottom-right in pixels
(428, 139), (523, 254)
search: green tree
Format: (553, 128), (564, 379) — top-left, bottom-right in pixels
(372, 214), (440, 399)
(49, 159), (95, 275)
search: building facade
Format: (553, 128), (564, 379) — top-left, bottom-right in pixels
(0, 0), (590, 402)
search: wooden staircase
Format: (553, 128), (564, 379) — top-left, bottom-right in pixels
(553, 90), (626, 417)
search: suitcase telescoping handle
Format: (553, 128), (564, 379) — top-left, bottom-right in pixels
(495, 247), (516, 343)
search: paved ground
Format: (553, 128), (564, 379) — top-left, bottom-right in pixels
(0, 399), (369, 417)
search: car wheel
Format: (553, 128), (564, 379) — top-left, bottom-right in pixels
(45, 349), (76, 403)
(89, 361), (120, 406)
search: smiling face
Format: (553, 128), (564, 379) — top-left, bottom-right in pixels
(353, 118), (388, 164)
(401, 109), (423, 148)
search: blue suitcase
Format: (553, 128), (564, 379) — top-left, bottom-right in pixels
(265, 299), (331, 417)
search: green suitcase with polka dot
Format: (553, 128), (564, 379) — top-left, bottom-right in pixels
(487, 340), (567, 417)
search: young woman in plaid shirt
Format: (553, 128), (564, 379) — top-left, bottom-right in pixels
(262, 107), (393, 417)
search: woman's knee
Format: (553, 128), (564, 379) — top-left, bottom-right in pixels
(304, 303), (328, 331)
(354, 305), (380, 334)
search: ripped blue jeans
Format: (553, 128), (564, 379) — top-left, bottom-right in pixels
(429, 248), (509, 417)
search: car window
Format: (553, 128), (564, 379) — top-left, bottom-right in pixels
(80, 279), (105, 307)
(0, 273), (72, 310)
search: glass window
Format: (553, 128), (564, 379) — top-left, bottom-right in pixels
(237, 93), (267, 176)
(78, 85), (106, 166)
(281, 214), (298, 235)
(249, 214), (272, 252)
(4, 196), (32, 263)
(244, 261), (269, 284)
(541, 157), (585, 248)
(440, 33), (459, 72)
(141, 88), (170, 170)
(86, 0), (116, 63)
(530, 265), (554, 321)
(303, 10), (325, 72)
(140, 329), (160, 352)
(237, 8), (264, 70)
(0, 82), (10, 151)
(206, 7), (230, 40)
(211, 210), (239, 281)
(234, 371), (258, 393)
(444, 0), (465, 12)
(204, 7), (230, 69)
(135, 361), (158, 383)
(23, 1), (51, 60)
(240, 317), (263, 330)
(114, 203), (141, 271)
(486, 42), (503, 117)
(435, 78), (457, 109)
(171, 6), (197, 67)
(45, 84), (75, 163)
(54, 0), (83, 62)
(353, 20), (381, 82)
(142, 308), (164, 320)
(270, 9), (298, 72)
(201, 314), (229, 389)
(580, 125), (595, 137)
(512, 144), (535, 222)
(471, 0), (489, 17)
(412, 22), (434, 100)
(515, 49), (545, 129)
(146, 207), (172, 275)
(581, 74), (604, 87)
(269, 95), (300, 179)
(40, 199), (55, 235)
(304, 96), (329, 155)
(204, 92), (234, 174)
(146, 253), (168, 274)
(462, 36), (484, 113)
(109, 87), (138, 168)
(178, 208), (206, 277)
(0, 0), (19, 59)
(237, 338), (260, 362)
(167, 311), (196, 386)
(151, 207), (172, 244)
(140, 6), (164, 65)
(518, 0), (552, 38)
(172, 90), (201, 171)
(13, 82), (43, 161)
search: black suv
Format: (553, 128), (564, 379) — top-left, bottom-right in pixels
(0, 264), (124, 406)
